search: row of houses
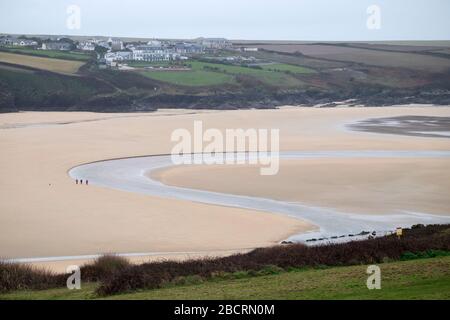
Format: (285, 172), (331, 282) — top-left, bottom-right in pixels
(0, 35), (232, 64)
(77, 41), (96, 51)
(0, 35), (120, 52)
(0, 36), (74, 51)
(41, 42), (72, 50)
(39, 38), (114, 52)
(104, 41), (208, 63)
(105, 46), (181, 64)
(0, 37), (38, 47)
(196, 37), (231, 49)
(76, 38), (120, 51)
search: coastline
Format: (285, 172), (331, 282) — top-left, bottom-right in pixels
(1, 106), (450, 271)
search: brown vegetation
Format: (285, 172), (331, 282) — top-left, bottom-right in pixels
(96, 224), (450, 295)
(0, 52), (85, 74)
(1, 225), (449, 296)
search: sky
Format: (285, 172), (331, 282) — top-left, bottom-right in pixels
(1, 0), (449, 41)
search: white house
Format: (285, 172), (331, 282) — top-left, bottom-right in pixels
(197, 38), (230, 49)
(174, 43), (203, 54)
(77, 41), (96, 51)
(104, 51), (133, 63)
(96, 41), (111, 49)
(111, 40), (124, 51)
(2, 38), (38, 47)
(147, 40), (162, 47)
(131, 45), (179, 62)
(17, 39), (38, 47)
(41, 42), (71, 50)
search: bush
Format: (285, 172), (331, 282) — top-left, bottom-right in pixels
(2, 224), (449, 295)
(400, 249), (450, 261)
(97, 224), (450, 295)
(0, 262), (65, 293)
(0, 254), (132, 293)
(80, 255), (131, 282)
(232, 271), (250, 279)
(257, 265), (284, 275)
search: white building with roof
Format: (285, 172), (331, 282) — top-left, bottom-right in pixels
(197, 38), (230, 49)
(147, 40), (162, 47)
(104, 51), (133, 63)
(41, 42), (71, 50)
(131, 45), (179, 62)
(77, 41), (96, 51)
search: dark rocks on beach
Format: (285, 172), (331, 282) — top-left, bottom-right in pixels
(348, 116), (450, 139)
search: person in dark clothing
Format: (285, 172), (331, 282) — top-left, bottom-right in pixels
(86, 180), (89, 185)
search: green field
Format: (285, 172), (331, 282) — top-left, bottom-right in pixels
(1, 256), (449, 300)
(0, 47), (92, 61)
(140, 60), (306, 87)
(141, 69), (235, 86)
(190, 61), (304, 86)
(127, 60), (171, 68)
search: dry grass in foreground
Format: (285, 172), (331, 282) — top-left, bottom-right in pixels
(1, 255), (449, 300)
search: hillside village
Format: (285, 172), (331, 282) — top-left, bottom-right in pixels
(0, 35), (253, 68)
(1, 33), (449, 112)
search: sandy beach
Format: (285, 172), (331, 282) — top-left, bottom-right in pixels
(152, 158), (450, 216)
(1, 105), (450, 271)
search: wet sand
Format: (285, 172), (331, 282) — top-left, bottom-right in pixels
(152, 157), (450, 216)
(1, 105), (450, 271)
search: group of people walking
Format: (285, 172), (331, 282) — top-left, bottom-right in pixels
(75, 179), (88, 185)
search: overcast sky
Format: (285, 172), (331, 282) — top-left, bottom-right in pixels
(1, 0), (449, 40)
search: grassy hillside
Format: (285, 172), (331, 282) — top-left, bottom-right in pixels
(1, 256), (449, 300)
(141, 68), (235, 86)
(189, 60), (305, 86)
(1, 41), (450, 111)
(0, 66), (113, 111)
(0, 47), (92, 61)
(260, 63), (316, 73)
(139, 60), (307, 87)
